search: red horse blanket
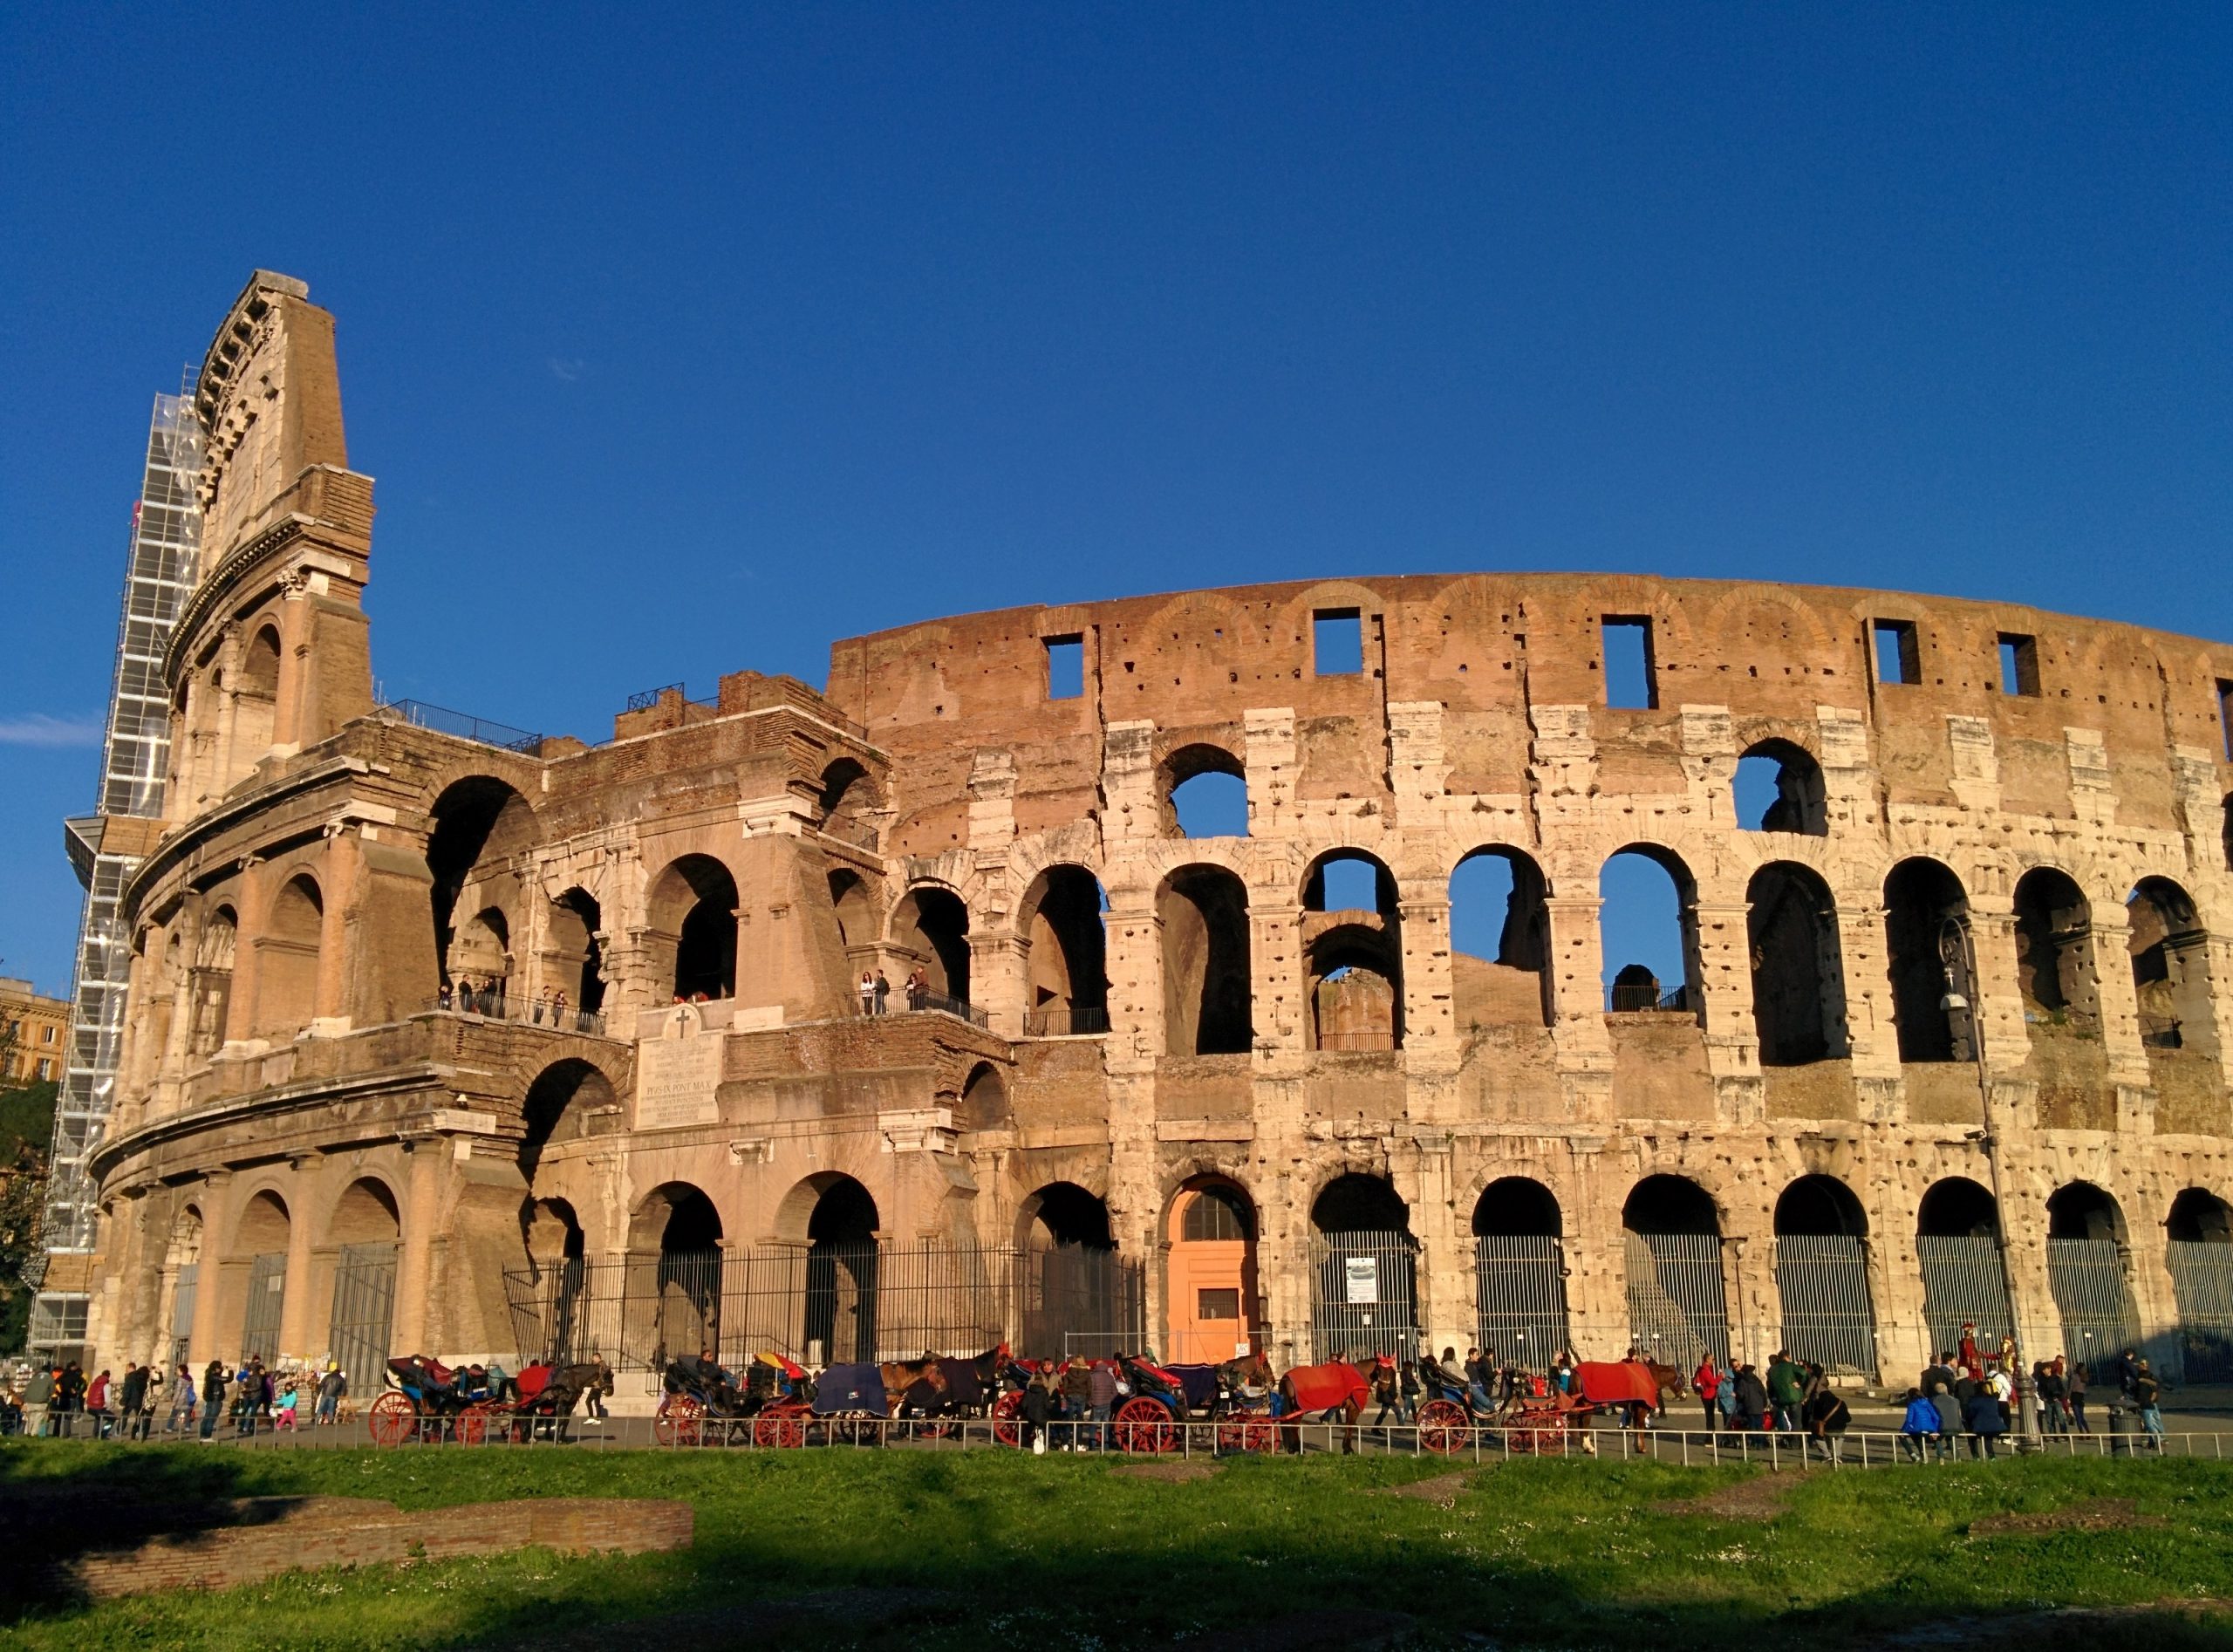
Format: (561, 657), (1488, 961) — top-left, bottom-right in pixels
(1574, 1362), (1660, 1406)
(1284, 1361), (1369, 1415)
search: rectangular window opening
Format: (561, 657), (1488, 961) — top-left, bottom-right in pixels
(1874, 619), (1922, 686)
(1044, 634), (1083, 700)
(1313, 609), (1362, 676)
(1998, 633), (2040, 697)
(1198, 1287), (1240, 1321)
(1601, 616), (1656, 709)
(2218, 679), (2233, 762)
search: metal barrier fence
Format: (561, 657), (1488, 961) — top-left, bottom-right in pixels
(1472, 1236), (1570, 1367)
(2168, 1241), (2233, 1382)
(1623, 1232), (1731, 1369)
(504, 1240), (1144, 1372)
(1308, 1232), (1419, 1362)
(1772, 1234), (1880, 1379)
(425, 995), (609, 1036)
(1915, 1233), (2016, 1355)
(2047, 1237), (2143, 1375)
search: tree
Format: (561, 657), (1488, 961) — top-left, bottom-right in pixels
(0, 1014), (57, 1354)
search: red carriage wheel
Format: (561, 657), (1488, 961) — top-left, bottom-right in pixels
(1239, 1416), (1280, 1455)
(1214, 1417), (1245, 1453)
(751, 1411), (783, 1448)
(455, 1402), (499, 1445)
(1113, 1395), (1175, 1455)
(654, 1396), (705, 1448)
(775, 1412), (808, 1449)
(1416, 1398), (1471, 1456)
(991, 1390), (1026, 1448)
(367, 1390), (414, 1448)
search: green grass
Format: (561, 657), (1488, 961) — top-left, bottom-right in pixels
(5, 1440), (2233, 1649)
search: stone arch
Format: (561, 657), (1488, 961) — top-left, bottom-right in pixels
(1623, 1174), (1722, 1237)
(2168, 1186), (2233, 1244)
(1601, 843), (1701, 1015)
(828, 869), (878, 957)
(1308, 1171), (1416, 1362)
(1166, 1173), (1261, 1364)
(890, 883), (971, 1006)
(326, 1176), (402, 1247)
(628, 1181), (723, 1366)
(1622, 1173), (1731, 1369)
(1774, 1177), (1882, 1379)
(1162, 742), (1249, 839)
(1917, 1176), (1999, 1238)
(451, 905), (512, 993)
(2011, 865), (2098, 1033)
(426, 775), (538, 993)
(1734, 738), (1828, 836)
(794, 1173), (880, 1364)
(1302, 848), (1403, 1052)
(2166, 1186), (2233, 1382)
(1774, 1174), (1868, 1236)
(2047, 1180), (2127, 1244)
(773, 1171), (883, 1248)
(1449, 846), (1552, 1030)
(1015, 864), (1109, 1034)
(241, 622), (282, 700)
(2046, 1180), (2141, 1371)
(631, 1180), (723, 1253)
(256, 872), (324, 1034)
(1157, 864), (1253, 1055)
(518, 1057), (620, 1178)
(1312, 1171), (1410, 1235)
(189, 903), (238, 1054)
(324, 1176), (402, 1387)
(818, 757), (878, 829)
(1472, 1176), (1561, 1237)
(229, 1187), (291, 1365)
(2127, 877), (2217, 1057)
(1883, 857), (1971, 1062)
(956, 1061), (1009, 1130)
(647, 853), (740, 1000)
(1746, 861), (1847, 1065)
(546, 886), (606, 1016)
(1018, 1181), (1113, 1250)
(1472, 1177), (1568, 1369)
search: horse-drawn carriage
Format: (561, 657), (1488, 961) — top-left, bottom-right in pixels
(654, 1352), (816, 1446)
(1411, 1358), (1667, 1455)
(368, 1355), (607, 1446)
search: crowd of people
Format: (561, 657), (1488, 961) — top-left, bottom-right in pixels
(852, 967), (937, 1014)
(438, 977), (594, 1030)
(2, 1354), (363, 1440)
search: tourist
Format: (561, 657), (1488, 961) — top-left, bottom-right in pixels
(54, 1361), (86, 1437)
(1691, 1354), (1723, 1432)
(1399, 1353), (1424, 1423)
(1549, 1351), (1575, 1396)
(120, 1362), (151, 1440)
(1963, 1382), (2006, 1458)
(2068, 1362), (2092, 1433)
(1922, 1350), (1957, 1396)
(1020, 1367), (1055, 1453)
(85, 1367), (115, 1438)
(552, 988), (570, 1029)
(1731, 1363), (1768, 1430)
(1898, 1387), (1938, 1461)
(857, 971), (875, 1015)
(2134, 1361), (2165, 1450)
(1765, 1349), (1806, 1433)
(1988, 1362), (2014, 1430)
(1803, 1379), (1851, 1464)
(2034, 1359), (2066, 1435)
(1465, 1347), (1496, 1414)
(23, 1363), (52, 1438)
(233, 1366), (259, 1437)
(274, 1381), (300, 1431)
(200, 1359), (227, 1440)
(873, 970), (890, 1014)
(437, 981), (454, 1010)
(1366, 1355), (1403, 1437)
(2108, 1346), (2141, 1399)
(317, 1362), (347, 1425)
(1929, 1382), (1963, 1458)
(167, 1362), (196, 1433)
(0, 1383), (21, 1436)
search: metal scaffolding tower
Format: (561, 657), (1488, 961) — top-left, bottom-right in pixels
(26, 386), (201, 1363)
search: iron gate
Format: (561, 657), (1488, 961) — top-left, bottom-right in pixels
(2167, 1240), (2233, 1382)
(1473, 1237), (1570, 1368)
(169, 1263), (197, 1370)
(1622, 1231), (1731, 1369)
(1915, 1234), (2014, 1355)
(1773, 1234), (1880, 1378)
(240, 1251), (286, 1363)
(1022, 1242), (1144, 1360)
(326, 1241), (398, 1387)
(2046, 1237), (2140, 1372)
(1308, 1231), (1419, 1362)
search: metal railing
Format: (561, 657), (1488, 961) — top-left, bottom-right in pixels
(1608, 982), (1696, 1014)
(838, 993), (990, 1029)
(1023, 1006), (1110, 1037)
(815, 816), (880, 852)
(426, 993), (608, 1037)
(379, 699), (544, 754)
(2138, 1014), (2184, 1050)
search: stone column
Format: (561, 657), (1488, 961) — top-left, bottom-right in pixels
(1251, 898), (1304, 1054)
(1544, 896), (1613, 1069)
(277, 1172), (319, 1362)
(1396, 886), (1455, 1053)
(389, 1140), (445, 1357)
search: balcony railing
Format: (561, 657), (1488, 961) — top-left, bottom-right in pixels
(1608, 982), (1696, 1014)
(427, 992), (607, 1038)
(2139, 1014), (2184, 1050)
(379, 699), (544, 754)
(838, 993), (990, 1030)
(1023, 1006), (1110, 1038)
(815, 815), (880, 852)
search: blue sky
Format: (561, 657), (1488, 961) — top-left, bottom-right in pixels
(3, 3), (2229, 999)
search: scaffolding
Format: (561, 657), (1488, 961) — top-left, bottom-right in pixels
(27, 386), (201, 1363)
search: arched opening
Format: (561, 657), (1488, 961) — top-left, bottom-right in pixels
(891, 884), (971, 1009)
(829, 869), (876, 954)
(1167, 1176), (1261, 1364)
(2045, 1181), (2140, 1371)
(629, 1182), (723, 1368)
(547, 888), (606, 1018)
(1162, 744), (1248, 839)
(1019, 865), (1110, 1035)
(1772, 1175), (1877, 1377)
(1303, 850), (1403, 1052)
(162, 1207), (203, 1369)
(1157, 864), (1253, 1055)
(1621, 1175), (1730, 1368)
(1308, 1173), (1417, 1362)
(804, 1175), (879, 1365)
(1471, 1178), (1569, 1368)
(2223, 795), (2232, 873)
(1021, 1183), (1131, 1357)
(233, 1190), (290, 1364)
(1915, 1176), (2013, 1360)
(450, 906), (512, 1007)
(188, 905), (237, 1055)
(2128, 877), (2217, 1056)
(1600, 848), (1699, 1017)
(517, 1196), (589, 1362)
(818, 757), (877, 843)
(1883, 858), (1971, 1062)
(242, 625), (281, 698)
(326, 1178), (400, 1388)
(425, 777), (537, 994)
(518, 1058), (618, 1179)
(2168, 1188), (2233, 1381)
(1746, 862), (1847, 1065)
(2012, 867), (2097, 1031)
(1732, 739), (1828, 836)
(955, 1061), (1009, 1131)
(648, 855), (740, 1001)
(1449, 848), (1552, 1031)
(256, 874), (324, 1034)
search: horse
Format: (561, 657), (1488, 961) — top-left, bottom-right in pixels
(878, 1342), (1008, 1420)
(1275, 1360), (1369, 1453)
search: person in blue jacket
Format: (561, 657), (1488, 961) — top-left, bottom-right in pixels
(1899, 1387), (1941, 1461)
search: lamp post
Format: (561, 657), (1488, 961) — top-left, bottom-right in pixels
(1937, 915), (2040, 1444)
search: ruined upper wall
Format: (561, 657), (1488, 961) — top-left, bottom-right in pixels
(827, 575), (2233, 836)
(191, 271), (350, 568)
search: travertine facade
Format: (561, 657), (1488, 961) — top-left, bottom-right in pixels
(81, 274), (2233, 1389)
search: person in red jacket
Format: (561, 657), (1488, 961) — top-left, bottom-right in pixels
(1691, 1355), (1724, 1433)
(85, 1369), (113, 1439)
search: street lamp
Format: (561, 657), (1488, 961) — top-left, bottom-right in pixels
(1938, 915), (2040, 1444)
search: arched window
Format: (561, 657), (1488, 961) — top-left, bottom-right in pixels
(956, 1061), (1009, 1130)
(257, 874), (324, 1034)
(1163, 744), (1247, 839)
(2011, 867), (2096, 1031)
(518, 1058), (618, 1178)
(1733, 740), (1828, 836)
(2128, 877), (2217, 1056)
(232, 1190), (290, 1364)
(1882, 858), (1970, 1062)
(1019, 865), (1110, 1035)
(1449, 848), (1551, 1031)
(242, 625), (281, 699)
(2045, 1182), (2140, 1370)
(426, 776), (537, 993)
(1915, 1177), (2012, 1357)
(1600, 847), (1698, 1017)
(891, 884), (971, 1008)
(1183, 1184), (1255, 1241)
(802, 1175), (878, 1365)
(647, 855), (740, 1000)
(1772, 1175), (1876, 1377)
(1471, 1178), (1569, 1368)
(548, 889), (606, 1016)
(1621, 1175), (1729, 1368)
(1746, 863), (1846, 1065)
(189, 905), (237, 1055)
(1157, 865), (1253, 1055)
(1308, 1175), (1416, 1363)
(326, 1178), (400, 1392)
(2167, 1187), (2233, 1382)
(1303, 850), (1402, 1052)
(817, 758), (878, 848)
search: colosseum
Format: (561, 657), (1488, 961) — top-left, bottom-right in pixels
(72, 272), (2233, 1402)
